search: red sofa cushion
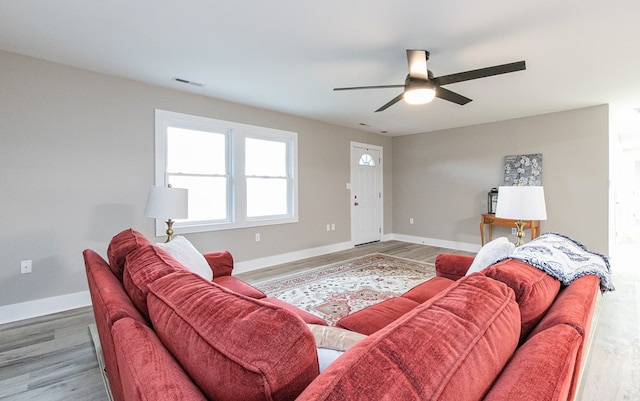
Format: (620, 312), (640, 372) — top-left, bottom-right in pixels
(528, 275), (599, 338)
(483, 324), (581, 401)
(297, 274), (521, 401)
(213, 275), (266, 299)
(525, 275), (600, 401)
(122, 245), (188, 320)
(401, 276), (455, 303)
(482, 258), (561, 339)
(335, 297), (420, 335)
(112, 317), (208, 401)
(434, 253), (475, 280)
(147, 271), (320, 401)
(107, 228), (151, 281)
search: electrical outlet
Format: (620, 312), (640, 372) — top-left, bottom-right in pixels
(410, 218), (414, 224)
(512, 228), (517, 235)
(326, 224), (331, 231)
(21, 260), (32, 274)
(331, 223), (335, 231)
(255, 233), (261, 242)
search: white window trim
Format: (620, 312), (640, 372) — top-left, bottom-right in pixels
(154, 109), (298, 236)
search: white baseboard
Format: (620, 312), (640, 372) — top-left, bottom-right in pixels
(0, 291), (92, 325)
(390, 233), (481, 253)
(234, 240), (354, 274)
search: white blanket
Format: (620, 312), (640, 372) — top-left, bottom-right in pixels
(508, 232), (614, 292)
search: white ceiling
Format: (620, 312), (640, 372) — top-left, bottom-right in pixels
(1, 0), (640, 136)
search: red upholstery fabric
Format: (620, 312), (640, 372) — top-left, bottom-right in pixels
(401, 276), (455, 303)
(482, 258), (561, 339)
(83, 249), (147, 401)
(335, 297), (419, 335)
(112, 317), (207, 401)
(262, 297), (327, 325)
(147, 271), (320, 401)
(203, 250), (234, 278)
(297, 274), (521, 401)
(122, 245), (188, 320)
(213, 275), (266, 299)
(107, 228), (151, 281)
(529, 275), (600, 337)
(526, 275), (600, 401)
(483, 324), (581, 401)
(434, 253), (475, 280)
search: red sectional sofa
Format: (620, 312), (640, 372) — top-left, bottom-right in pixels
(84, 229), (601, 401)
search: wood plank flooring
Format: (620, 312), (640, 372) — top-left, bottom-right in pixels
(0, 306), (109, 400)
(0, 240), (637, 400)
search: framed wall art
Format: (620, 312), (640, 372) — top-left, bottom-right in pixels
(503, 153), (542, 186)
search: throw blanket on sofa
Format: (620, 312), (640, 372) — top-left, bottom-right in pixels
(508, 232), (614, 292)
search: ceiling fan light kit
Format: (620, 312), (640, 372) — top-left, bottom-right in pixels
(404, 86), (435, 105)
(334, 49), (526, 112)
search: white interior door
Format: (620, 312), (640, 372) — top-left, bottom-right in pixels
(351, 143), (382, 245)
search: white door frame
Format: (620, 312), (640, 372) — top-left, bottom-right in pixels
(350, 141), (384, 245)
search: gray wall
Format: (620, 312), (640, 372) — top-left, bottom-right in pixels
(0, 48), (610, 309)
(392, 105), (609, 253)
(0, 50), (392, 307)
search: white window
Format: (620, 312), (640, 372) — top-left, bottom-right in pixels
(154, 109), (298, 235)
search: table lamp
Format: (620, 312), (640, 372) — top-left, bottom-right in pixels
(144, 185), (188, 242)
(495, 186), (547, 246)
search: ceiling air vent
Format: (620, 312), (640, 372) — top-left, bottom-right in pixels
(171, 76), (205, 87)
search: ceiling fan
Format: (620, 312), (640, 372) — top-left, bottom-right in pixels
(334, 50), (526, 112)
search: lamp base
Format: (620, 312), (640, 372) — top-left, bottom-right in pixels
(164, 219), (175, 242)
(514, 220), (526, 247)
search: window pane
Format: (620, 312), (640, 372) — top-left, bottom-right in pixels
(247, 178), (287, 217)
(245, 138), (286, 177)
(169, 175), (227, 221)
(167, 127), (226, 175)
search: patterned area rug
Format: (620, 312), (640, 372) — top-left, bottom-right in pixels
(254, 253), (435, 325)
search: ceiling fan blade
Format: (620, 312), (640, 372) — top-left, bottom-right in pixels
(406, 49), (429, 80)
(375, 93), (405, 112)
(432, 60), (526, 86)
(334, 84), (404, 91)
(435, 86), (472, 105)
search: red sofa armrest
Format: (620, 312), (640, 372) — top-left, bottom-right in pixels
(435, 254), (475, 281)
(203, 251), (234, 279)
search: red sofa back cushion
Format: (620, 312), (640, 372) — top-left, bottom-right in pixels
(483, 258), (561, 339)
(483, 324), (581, 401)
(123, 245), (188, 320)
(147, 271), (320, 401)
(107, 228), (151, 281)
(296, 274), (520, 401)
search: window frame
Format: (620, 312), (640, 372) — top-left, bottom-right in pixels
(154, 109), (298, 236)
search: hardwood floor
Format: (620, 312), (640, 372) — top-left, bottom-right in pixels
(0, 240), (636, 400)
(0, 306), (109, 400)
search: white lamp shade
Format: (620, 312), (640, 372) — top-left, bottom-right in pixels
(495, 186), (547, 221)
(144, 186), (188, 220)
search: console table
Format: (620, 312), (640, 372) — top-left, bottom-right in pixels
(480, 213), (540, 246)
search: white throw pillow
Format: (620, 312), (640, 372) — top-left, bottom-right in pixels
(466, 237), (515, 275)
(156, 236), (213, 280)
